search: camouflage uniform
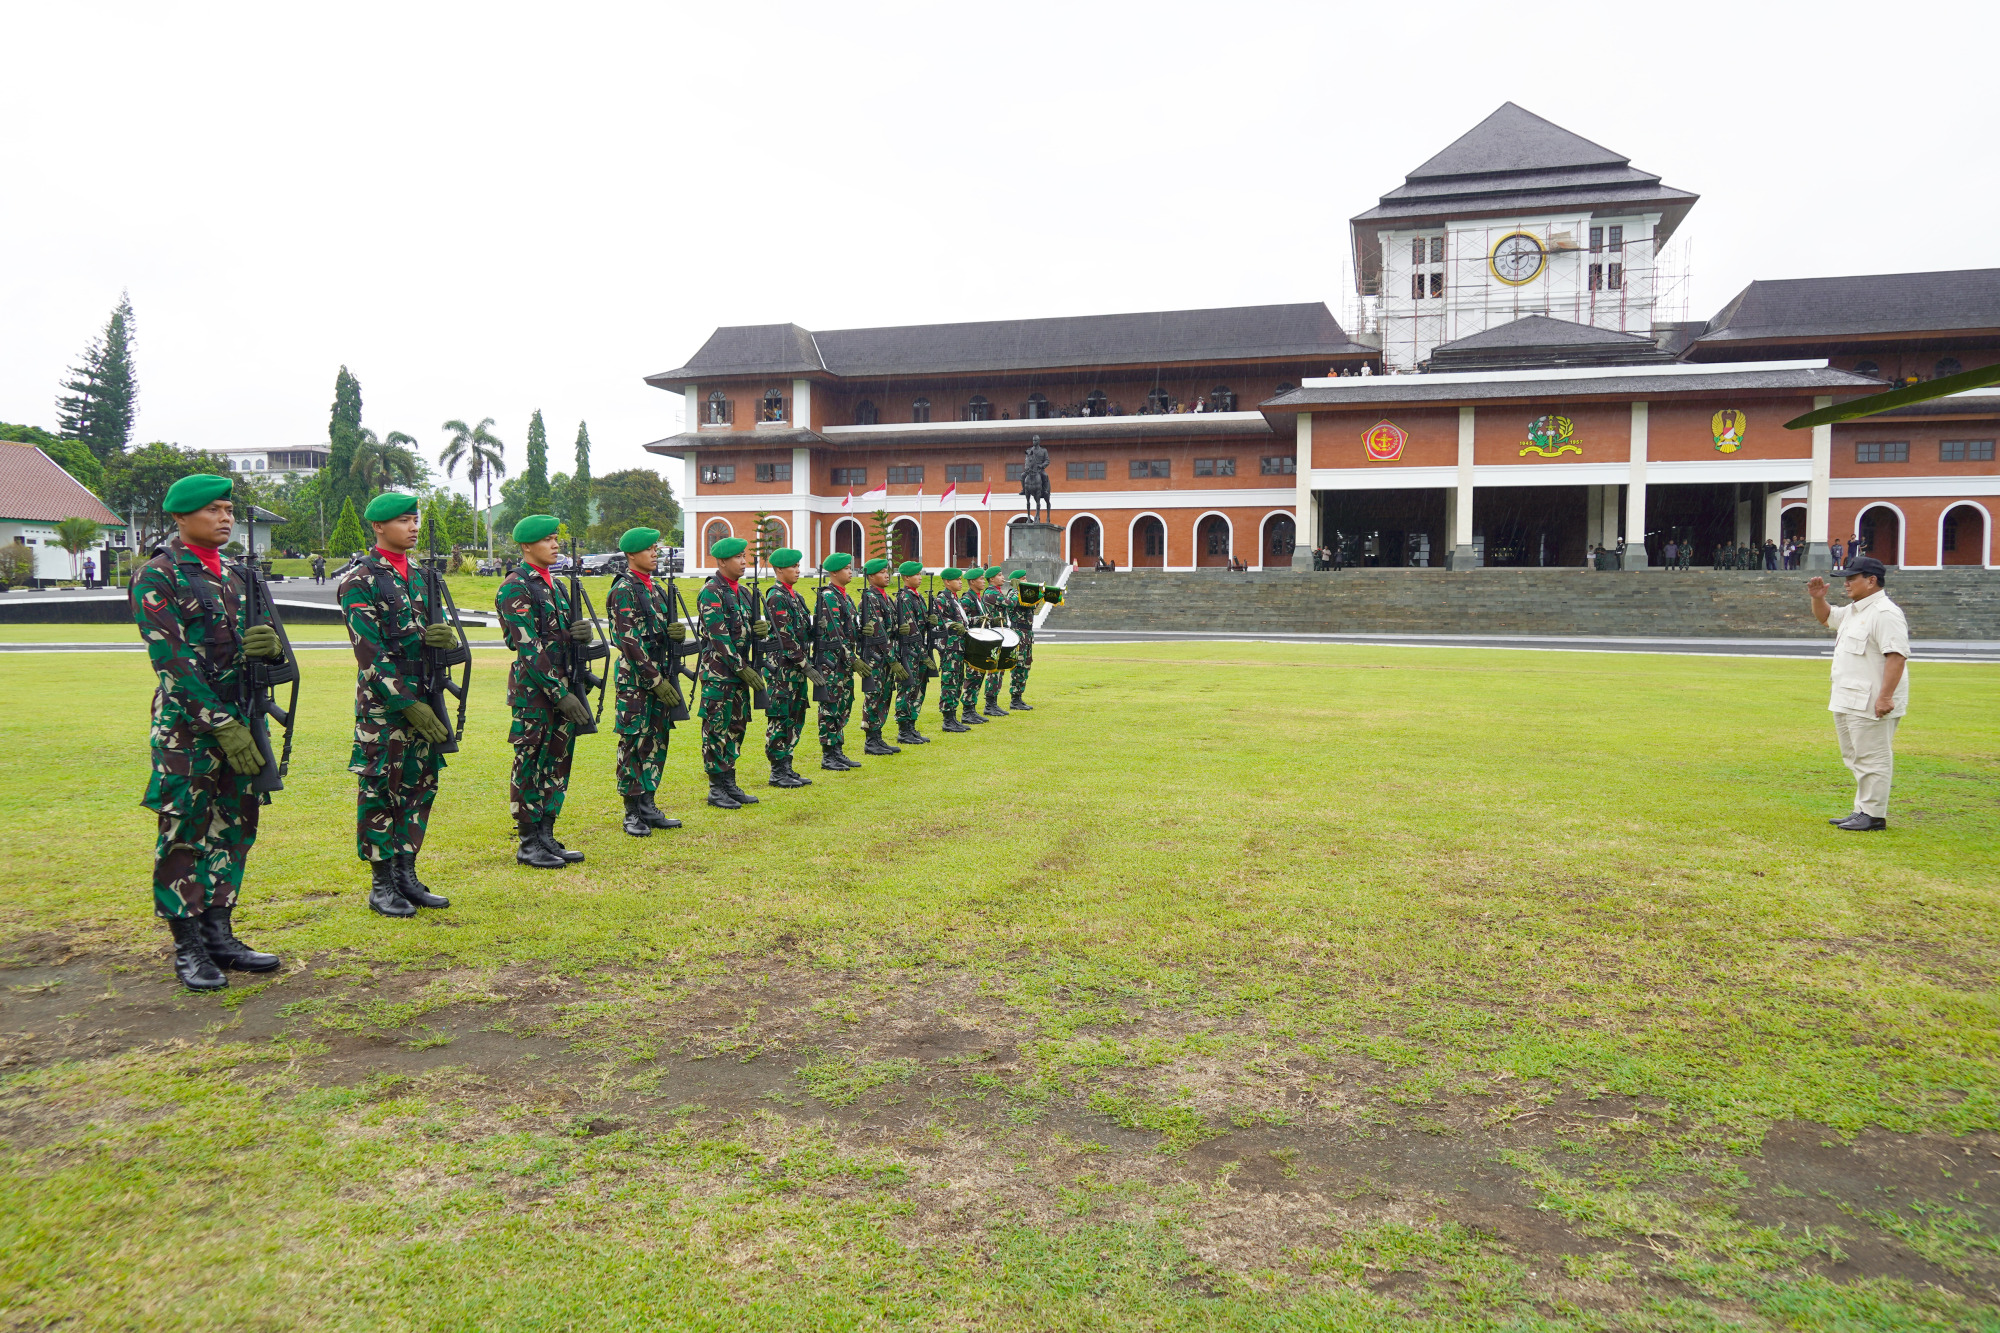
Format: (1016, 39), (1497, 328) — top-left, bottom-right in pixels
(131, 538), (263, 920)
(338, 551), (449, 862)
(893, 583), (930, 729)
(696, 574), (758, 778)
(762, 580), (814, 769)
(858, 582), (898, 739)
(1006, 584), (1036, 703)
(813, 581), (860, 753)
(930, 584), (970, 717)
(496, 565), (582, 823)
(606, 569), (679, 798)
(980, 585), (1010, 708)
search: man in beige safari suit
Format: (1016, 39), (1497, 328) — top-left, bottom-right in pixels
(1807, 555), (1908, 832)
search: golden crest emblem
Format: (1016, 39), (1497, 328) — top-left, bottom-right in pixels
(1712, 409), (1748, 454)
(1518, 415), (1580, 458)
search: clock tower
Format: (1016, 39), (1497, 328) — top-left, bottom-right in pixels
(1351, 103), (1698, 373)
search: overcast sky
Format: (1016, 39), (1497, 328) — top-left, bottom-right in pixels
(4, 1), (1995, 502)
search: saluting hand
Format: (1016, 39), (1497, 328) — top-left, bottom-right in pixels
(1807, 576), (1828, 598)
(240, 625), (282, 660)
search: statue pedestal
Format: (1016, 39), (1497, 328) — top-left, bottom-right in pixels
(1006, 522), (1066, 587)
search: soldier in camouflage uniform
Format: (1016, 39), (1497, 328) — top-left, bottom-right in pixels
(496, 514), (598, 869)
(761, 547), (820, 788)
(811, 553), (863, 768)
(606, 526), (686, 837)
(979, 565), (1011, 716)
(858, 557), (906, 755)
(131, 473), (284, 991)
(955, 569), (990, 726)
(892, 559), (932, 745)
(338, 492), (459, 917)
(697, 535), (769, 809)
(1005, 568), (1038, 709)
(930, 567), (973, 733)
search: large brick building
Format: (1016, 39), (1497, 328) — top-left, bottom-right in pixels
(646, 105), (1998, 574)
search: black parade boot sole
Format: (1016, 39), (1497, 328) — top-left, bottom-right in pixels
(167, 917), (227, 991)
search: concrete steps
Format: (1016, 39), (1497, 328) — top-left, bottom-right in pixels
(1057, 568), (2000, 639)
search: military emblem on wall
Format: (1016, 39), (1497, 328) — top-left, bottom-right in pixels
(1518, 414), (1580, 458)
(1712, 409), (1748, 453)
(1363, 420), (1406, 461)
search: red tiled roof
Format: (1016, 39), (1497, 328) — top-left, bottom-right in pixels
(0, 442), (125, 525)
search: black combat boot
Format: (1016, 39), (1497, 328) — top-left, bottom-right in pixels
(768, 759), (810, 788)
(200, 904), (281, 970)
(821, 749), (850, 771)
(1010, 698), (1033, 711)
(941, 709), (969, 733)
(516, 819), (565, 868)
(167, 916), (227, 991)
(622, 794), (653, 837)
(864, 732), (900, 756)
(540, 819), (585, 863)
(902, 724), (931, 744)
(722, 768), (759, 804)
(638, 793), (681, 829)
(983, 699), (1008, 717)
(369, 859), (417, 916)
(835, 749), (861, 768)
(707, 778), (741, 809)
(393, 853), (450, 908)
(960, 707), (988, 725)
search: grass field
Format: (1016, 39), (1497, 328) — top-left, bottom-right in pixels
(3, 639), (1998, 1330)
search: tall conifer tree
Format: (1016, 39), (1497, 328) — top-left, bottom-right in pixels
(57, 293), (139, 460)
(565, 421), (593, 547)
(521, 410), (551, 515)
(327, 496), (365, 558)
(326, 367), (364, 513)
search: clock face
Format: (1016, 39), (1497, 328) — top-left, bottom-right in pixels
(1490, 232), (1546, 285)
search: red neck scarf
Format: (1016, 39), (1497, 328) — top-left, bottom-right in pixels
(374, 546), (410, 579)
(717, 574), (740, 593)
(633, 569), (655, 589)
(186, 540), (223, 577)
(529, 563), (556, 587)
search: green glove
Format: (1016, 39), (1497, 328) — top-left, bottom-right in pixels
(803, 664), (828, 691)
(568, 621), (593, 643)
(846, 650), (863, 673)
(751, 619), (771, 638)
(210, 719), (262, 776)
(890, 661), (910, 685)
(399, 700), (450, 745)
(421, 623), (457, 650)
(665, 622), (688, 643)
(240, 625), (281, 660)
(737, 665), (767, 692)
(651, 675), (683, 709)
(950, 622), (967, 638)
(896, 621), (916, 637)
(556, 693), (593, 727)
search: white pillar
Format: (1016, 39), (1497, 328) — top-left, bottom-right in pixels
(1805, 396), (1834, 569)
(1291, 413), (1314, 569)
(792, 378), (813, 430)
(1764, 487), (1784, 548)
(1584, 485), (1601, 552)
(1625, 401), (1650, 568)
(1601, 484), (1621, 550)
(791, 445), (810, 568)
(1449, 405), (1477, 567)
(1735, 489), (1754, 546)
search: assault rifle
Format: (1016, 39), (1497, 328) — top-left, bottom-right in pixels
(420, 518), (472, 751)
(238, 513), (298, 794)
(744, 543), (770, 712)
(661, 550), (699, 722)
(560, 534), (610, 733)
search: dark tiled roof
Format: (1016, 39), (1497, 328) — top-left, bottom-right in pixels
(643, 428), (831, 457)
(646, 303), (1372, 389)
(1426, 316), (1675, 373)
(0, 443), (124, 524)
(1692, 270), (2000, 349)
(1405, 103), (1628, 179)
(1262, 365), (1879, 412)
(1432, 315), (1656, 352)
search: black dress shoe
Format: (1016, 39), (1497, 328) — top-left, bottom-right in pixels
(516, 822), (566, 868)
(722, 768), (759, 804)
(622, 795), (654, 837)
(199, 904), (282, 970)
(707, 783), (742, 810)
(540, 820), (585, 863)
(394, 853), (450, 909)
(1833, 813), (1887, 831)
(167, 917), (227, 991)
(369, 859), (417, 915)
(638, 795), (681, 829)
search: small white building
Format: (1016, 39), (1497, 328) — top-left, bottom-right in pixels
(0, 441), (130, 583)
(203, 444), (331, 478)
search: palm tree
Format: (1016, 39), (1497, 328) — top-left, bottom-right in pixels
(440, 418), (506, 556)
(51, 516), (102, 582)
(349, 428), (426, 494)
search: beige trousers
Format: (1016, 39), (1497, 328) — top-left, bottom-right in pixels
(1834, 712), (1899, 818)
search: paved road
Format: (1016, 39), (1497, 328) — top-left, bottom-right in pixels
(1035, 628), (2000, 663)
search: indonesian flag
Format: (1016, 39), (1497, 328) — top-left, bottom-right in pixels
(842, 485), (854, 508)
(979, 483), (992, 506)
(864, 480), (888, 501)
(940, 480), (956, 502)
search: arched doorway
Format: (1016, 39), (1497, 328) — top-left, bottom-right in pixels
(748, 515), (788, 559)
(701, 518), (732, 556)
(1068, 516), (1101, 565)
(832, 517), (864, 560)
(891, 518), (921, 564)
(1858, 505), (1902, 565)
(1942, 504), (1988, 566)
(1196, 514), (1231, 567)
(948, 517), (980, 566)
(1262, 514), (1295, 567)
(1131, 515), (1165, 568)
(1781, 505), (1806, 544)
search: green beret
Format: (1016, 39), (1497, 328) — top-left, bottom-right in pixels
(617, 527), (662, 555)
(512, 514), (560, 544)
(862, 557), (890, 576)
(985, 566), (1003, 578)
(941, 567), (963, 580)
(1008, 569), (1027, 580)
(821, 553), (854, 573)
(770, 547), (802, 569)
(710, 536), (747, 560)
(364, 492), (419, 523)
(897, 560), (923, 577)
(162, 473), (233, 515)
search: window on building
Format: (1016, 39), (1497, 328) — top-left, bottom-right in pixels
(1077, 523), (1100, 556)
(1146, 387), (1171, 413)
(911, 397), (931, 423)
(1141, 521), (1164, 557)
(1209, 387), (1237, 412)
(1589, 263), (1603, 291)
(1854, 360), (1881, 379)
(1429, 272), (1444, 297)
(1411, 272), (1426, 300)
(1193, 457), (1236, 477)
(1941, 440), (1995, 461)
(831, 466), (866, 486)
(1203, 519), (1229, 556)
(1936, 357), (1965, 378)
(963, 395), (992, 422)
(854, 400), (878, 425)
(1411, 237), (1426, 266)
(703, 519), (731, 549)
(705, 391), (731, 425)
(759, 389), (786, 423)
(1607, 264), (1623, 291)
(1260, 455), (1297, 475)
(755, 462), (792, 483)
(1429, 236), (1444, 264)
(1944, 513), (1959, 551)
(700, 463), (736, 484)
(1024, 393), (1049, 419)
(1589, 226), (1603, 252)
(1067, 460), (1106, 480)
(1855, 442), (1910, 463)
(1084, 390), (1108, 417)
(945, 464), (983, 483)
(1130, 459), (1170, 479)
(1608, 225), (1624, 251)
(887, 465), (924, 484)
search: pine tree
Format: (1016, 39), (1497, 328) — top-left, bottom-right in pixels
(327, 496), (365, 558)
(56, 294), (139, 460)
(326, 367), (364, 513)
(521, 410), (551, 515)
(565, 421), (593, 549)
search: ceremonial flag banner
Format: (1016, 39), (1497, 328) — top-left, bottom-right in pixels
(941, 480), (957, 502)
(842, 486), (854, 508)
(979, 483), (991, 506)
